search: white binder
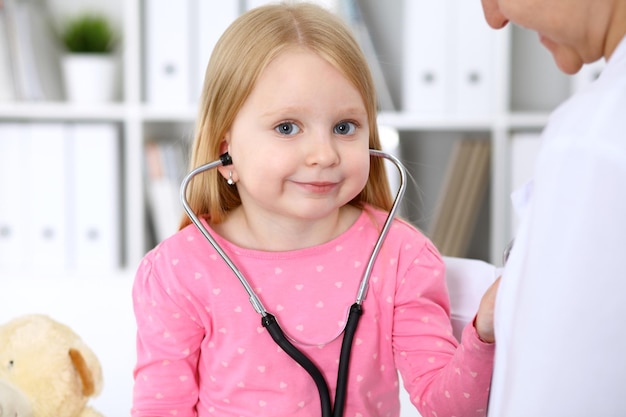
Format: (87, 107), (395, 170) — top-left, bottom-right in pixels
(244, 0), (276, 10)
(24, 123), (70, 270)
(0, 123), (26, 269)
(0, 9), (17, 101)
(402, 0), (450, 116)
(69, 123), (121, 270)
(144, 0), (192, 105)
(192, 0), (240, 102)
(451, 0), (496, 116)
(245, 0), (339, 12)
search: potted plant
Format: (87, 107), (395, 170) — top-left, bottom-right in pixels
(59, 14), (120, 103)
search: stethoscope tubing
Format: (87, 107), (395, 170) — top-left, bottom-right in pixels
(180, 152), (269, 316)
(357, 150), (407, 304)
(180, 149), (407, 417)
(262, 312), (333, 414)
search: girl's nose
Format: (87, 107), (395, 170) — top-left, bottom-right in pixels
(305, 131), (340, 167)
(481, 0), (509, 29)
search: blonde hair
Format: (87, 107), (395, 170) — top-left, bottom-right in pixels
(180, 2), (392, 229)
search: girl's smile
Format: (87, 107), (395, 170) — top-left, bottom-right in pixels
(291, 180), (340, 195)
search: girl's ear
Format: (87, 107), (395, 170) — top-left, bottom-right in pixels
(219, 137), (230, 155)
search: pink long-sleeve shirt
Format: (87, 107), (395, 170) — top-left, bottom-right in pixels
(132, 206), (494, 417)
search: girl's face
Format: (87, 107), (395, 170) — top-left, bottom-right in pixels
(224, 48), (370, 225)
(481, 0), (616, 74)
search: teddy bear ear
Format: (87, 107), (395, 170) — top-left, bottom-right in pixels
(69, 348), (97, 397)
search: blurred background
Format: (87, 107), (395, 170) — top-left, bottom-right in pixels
(0, 0), (604, 276)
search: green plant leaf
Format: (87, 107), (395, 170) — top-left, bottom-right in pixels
(61, 14), (118, 53)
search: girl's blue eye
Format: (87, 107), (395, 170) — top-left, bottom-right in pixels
(275, 122), (300, 136)
(334, 121), (357, 135)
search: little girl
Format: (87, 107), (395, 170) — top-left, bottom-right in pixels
(132, 3), (496, 417)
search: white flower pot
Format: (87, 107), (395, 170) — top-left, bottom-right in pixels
(61, 54), (120, 103)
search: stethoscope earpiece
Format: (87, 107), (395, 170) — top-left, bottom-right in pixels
(219, 152), (232, 166)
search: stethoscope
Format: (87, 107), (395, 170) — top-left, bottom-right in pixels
(180, 149), (407, 417)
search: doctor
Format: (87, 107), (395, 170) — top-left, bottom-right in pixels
(479, 0), (626, 416)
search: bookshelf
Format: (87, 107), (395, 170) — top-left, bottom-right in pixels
(0, 0), (580, 276)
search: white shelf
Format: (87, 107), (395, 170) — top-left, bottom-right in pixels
(378, 112), (495, 131)
(507, 112), (552, 129)
(140, 106), (197, 122)
(0, 102), (132, 121)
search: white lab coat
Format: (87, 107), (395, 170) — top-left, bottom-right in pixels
(488, 35), (626, 416)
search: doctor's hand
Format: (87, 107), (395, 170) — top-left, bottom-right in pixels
(473, 277), (501, 343)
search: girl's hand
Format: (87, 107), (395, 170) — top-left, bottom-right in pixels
(473, 277), (501, 343)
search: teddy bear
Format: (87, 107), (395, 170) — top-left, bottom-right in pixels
(0, 314), (105, 417)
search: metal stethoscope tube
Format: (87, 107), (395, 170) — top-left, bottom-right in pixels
(180, 149), (407, 417)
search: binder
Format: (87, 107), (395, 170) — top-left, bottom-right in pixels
(0, 123), (26, 269)
(429, 139), (491, 257)
(3, 0), (62, 101)
(245, 0), (338, 11)
(450, 0), (496, 116)
(429, 139), (474, 253)
(192, 0), (240, 102)
(144, 141), (185, 243)
(441, 140), (490, 256)
(69, 123), (121, 270)
(24, 123), (71, 269)
(402, 0), (450, 115)
(0, 6), (17, 101)
(3, 0), (43, 100)
(145, 0), (192, 105)
(339, 0), (395, 111)
(244, 0), (276, 10)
